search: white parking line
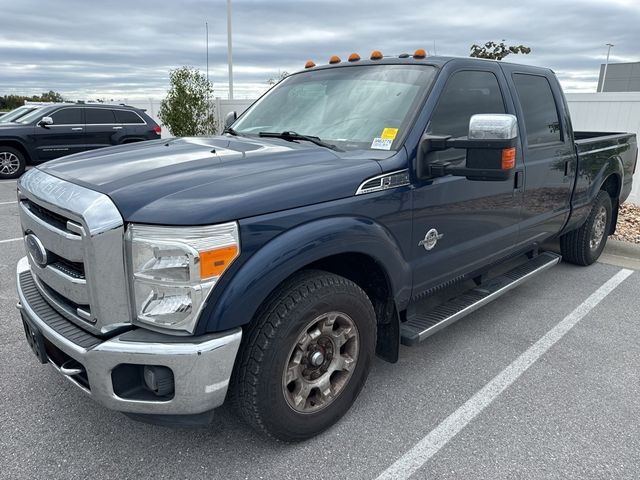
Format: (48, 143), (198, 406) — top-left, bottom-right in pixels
(376, 268), (634, 480)
(0, 237), (22, 244)
(0, 200), (17, 205)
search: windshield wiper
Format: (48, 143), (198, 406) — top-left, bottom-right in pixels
(259, 131), (342, 151)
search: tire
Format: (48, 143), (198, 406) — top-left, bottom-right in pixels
(560, 191), (612, 266)
(0, 146), (26, 179)
(232, 270), (376, 441)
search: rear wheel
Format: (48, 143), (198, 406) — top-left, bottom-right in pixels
(0, 147), (26, 179)
(560, 190), (612, 265)
(232, 270), (376, 441)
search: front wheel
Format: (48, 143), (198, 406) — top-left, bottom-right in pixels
(232, 270), (376, 441)
(560, 190), (612, 265)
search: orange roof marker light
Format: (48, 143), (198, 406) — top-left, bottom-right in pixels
(329, 55), (341, 64)
(348, 53), (361, 62)
(305, 60), (316, 69)
(414, 48), (427, 59)
(370, 50), (383, 60)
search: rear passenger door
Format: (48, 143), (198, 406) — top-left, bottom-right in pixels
(84, 108), (121, 150)
(33, 107), (86, 161)
(501, 67), (577, 244)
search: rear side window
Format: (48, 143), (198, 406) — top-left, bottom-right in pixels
(512, 74), (561, 146)
(428, 70), (506, 138)
(114, 110), (145, 124)
(86, 108), (116, 124)
(51, 108), (82, 125)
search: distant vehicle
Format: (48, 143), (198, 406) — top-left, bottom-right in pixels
(14, 53), (638, 441)
(0, 103), (161, 178)
(0, 105), (43, 124)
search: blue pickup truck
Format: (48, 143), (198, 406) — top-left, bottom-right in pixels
(16, 52), (637, 441)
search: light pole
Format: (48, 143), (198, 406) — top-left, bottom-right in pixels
(227, 0), (234, 100)
(600, 43), (614, 93)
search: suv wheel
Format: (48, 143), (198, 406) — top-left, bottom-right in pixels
(232, 270), (376, 441)
(0, 147), (26, 179)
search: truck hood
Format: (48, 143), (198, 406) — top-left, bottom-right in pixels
(39, 136), (383, 225)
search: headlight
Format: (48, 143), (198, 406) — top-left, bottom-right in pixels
(126, 222), (240, 334)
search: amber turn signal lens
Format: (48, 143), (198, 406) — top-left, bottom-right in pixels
(370, 50), (383, 60)
(348, 53), (360, 62)
(304, 60), (316, 69)
(200, 245), (239, 279)
(501, 147), (516, 170)
(414, 48), (427, 59)
(329, 55), (341, 64)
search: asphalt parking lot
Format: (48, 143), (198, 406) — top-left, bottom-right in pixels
(1, 177), (639, 480)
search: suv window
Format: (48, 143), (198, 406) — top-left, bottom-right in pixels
(50, 108), (83, 125)
(86, 108), (116, 124)
(114, 109), (145, 124)
(428, 70), (506, 138)
(512, 74), (561, 146)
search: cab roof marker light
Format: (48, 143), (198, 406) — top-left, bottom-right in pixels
(370, 50), (383, 60)
(348, 53), (361, 62)
(414, 48), (427, 59)
(304, 60), (316, 69)
(329, 55), (341, 64)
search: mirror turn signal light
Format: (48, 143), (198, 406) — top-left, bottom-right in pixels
(370, 50), (383, 60)
(305, 60), (316, 69)
(501, 147), (516, 170)
(329, 55), (341, 64)
(348, 53), (361, 62)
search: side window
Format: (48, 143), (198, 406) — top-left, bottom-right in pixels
(428, 70), (506, 138)
(114, 110), (145, 124)
(50, 108), (83, 125)
(86, 108), (116, 124)
(512, 74), (561, 146)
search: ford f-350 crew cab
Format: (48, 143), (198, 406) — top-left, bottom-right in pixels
(16, 52), (637, 441)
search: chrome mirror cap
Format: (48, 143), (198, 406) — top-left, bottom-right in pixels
(39, 116), (54, 126)
(468, 114), (518, 140)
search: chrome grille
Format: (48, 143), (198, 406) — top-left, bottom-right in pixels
(18, 169), (132, 335)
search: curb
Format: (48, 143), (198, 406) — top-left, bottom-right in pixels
(605, 239), (640, 259)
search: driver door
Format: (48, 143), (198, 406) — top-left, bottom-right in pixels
(410, 67), (523, 297)
(33, 107), (87, 161)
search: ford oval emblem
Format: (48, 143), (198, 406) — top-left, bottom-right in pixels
(25, 233), (48, 268)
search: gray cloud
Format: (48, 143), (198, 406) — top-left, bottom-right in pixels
(1, 0), (638, 100)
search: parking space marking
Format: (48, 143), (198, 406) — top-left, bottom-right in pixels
(376, 268), (634, 480)
(0, 237), (22, 244)
(0, 200), (17, 205)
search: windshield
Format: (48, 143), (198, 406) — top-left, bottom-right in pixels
(16, 107), (51, 124)
(233, 64), (437, 151)
(0, 106), (40, 123)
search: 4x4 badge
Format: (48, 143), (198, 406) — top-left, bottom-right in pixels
(418, 228), (444, 251)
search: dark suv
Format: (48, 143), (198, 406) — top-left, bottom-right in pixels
(0, 103), (161, 178)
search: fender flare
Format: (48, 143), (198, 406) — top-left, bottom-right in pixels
(199, 216), (412, 333)
(0, 136), (34, 163)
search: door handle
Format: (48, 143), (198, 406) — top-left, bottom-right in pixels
(71, 127), (83, 131)
(112, 126), (123, 130)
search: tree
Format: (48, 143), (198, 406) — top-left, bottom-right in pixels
(39, 90), (65, 102)
(0, 91), (66, 110)
(267, 71), (290, 86)
(470, 41), (531, 60)
(158, 66), (216, 136)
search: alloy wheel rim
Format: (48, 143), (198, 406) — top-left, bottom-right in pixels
(590, 206), (607, 250)
(282, 311), (359, 414)
(0, 152), (20, 175)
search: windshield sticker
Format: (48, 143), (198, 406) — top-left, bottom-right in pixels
(381, 128), (398, 140)
(371, 137), (393, 150)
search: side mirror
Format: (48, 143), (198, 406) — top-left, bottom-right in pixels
(38, 116), (53, 127)
(224, 111), (237, 129)
(417, 114), (518, 181)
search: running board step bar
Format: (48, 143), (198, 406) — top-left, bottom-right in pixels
(401, 252), (561, 346)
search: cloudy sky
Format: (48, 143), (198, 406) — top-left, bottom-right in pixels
(1, 0), (639, 101)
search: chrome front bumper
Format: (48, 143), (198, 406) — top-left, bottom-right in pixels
(16, 257), (242, 416)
